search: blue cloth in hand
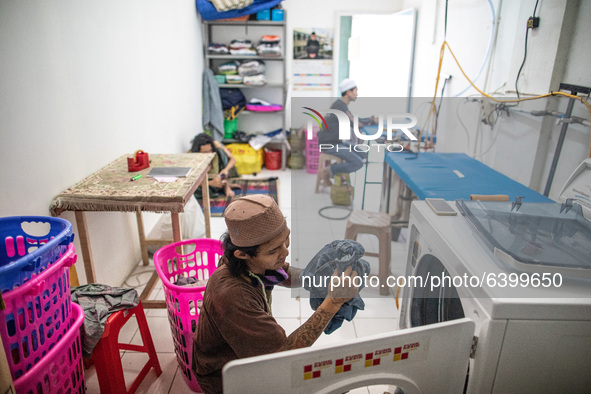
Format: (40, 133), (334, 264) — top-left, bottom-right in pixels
(301, 240), (371, 334)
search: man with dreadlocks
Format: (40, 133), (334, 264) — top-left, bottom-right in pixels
(192, 194), (359, 393)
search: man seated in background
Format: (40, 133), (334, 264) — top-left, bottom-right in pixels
(191, 133), (240, 198)
(317, 78), (378, 184)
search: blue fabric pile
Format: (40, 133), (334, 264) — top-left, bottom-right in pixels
(196, 0), (282, 21)
(301, 240), (371, 334)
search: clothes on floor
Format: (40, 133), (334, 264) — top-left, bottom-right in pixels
(301, 240), (371, 334)
(71, 284), (139, 358)
(192, 257), (290, 394)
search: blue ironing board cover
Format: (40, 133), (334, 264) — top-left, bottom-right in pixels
(385, 152), (553, 203)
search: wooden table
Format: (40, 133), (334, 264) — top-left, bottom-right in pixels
(50, 153), (215, 308)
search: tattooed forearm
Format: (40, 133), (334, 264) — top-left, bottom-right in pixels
(279, 267), (358, 351)
(279, 306), (335, 351)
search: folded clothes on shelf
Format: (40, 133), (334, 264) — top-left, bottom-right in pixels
(229, 39), (256, 55)
(257, 35), (282, 56)
(226, 75), (243, 84)
(243, 74), (266, 85)
(238, 60), (265, 76)
(208, 42), (229, 54)
(218, 60), (239, 75)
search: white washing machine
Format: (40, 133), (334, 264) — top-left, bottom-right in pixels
(221, 161), (591, 393)
(399, 159), (591, 393)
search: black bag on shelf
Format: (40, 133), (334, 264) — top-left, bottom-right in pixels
(220, 88), (246, 112)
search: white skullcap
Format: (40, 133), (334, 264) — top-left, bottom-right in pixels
(339, 78), (357, 94)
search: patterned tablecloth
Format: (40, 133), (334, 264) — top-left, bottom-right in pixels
(50, 153), (215, 215)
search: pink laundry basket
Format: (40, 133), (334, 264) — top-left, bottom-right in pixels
(0, 242), (77, 381)
(305, 128), (320, 174)
(13, 302), (85, 394)
(154, 238), (223, 393)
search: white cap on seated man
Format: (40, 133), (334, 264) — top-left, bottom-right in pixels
(339, 78), (357, 95)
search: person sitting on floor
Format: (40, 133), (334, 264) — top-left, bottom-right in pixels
(191, 133), (240, 198)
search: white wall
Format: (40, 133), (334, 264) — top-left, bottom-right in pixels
(402, 0), (590, 199)
(0, 0), (204, 285)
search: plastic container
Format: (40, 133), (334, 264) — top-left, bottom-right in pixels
(0, 243), (77, 381)
(264, 148), (282, 170)
(288, 151), (305, 169)
(154, 238), (223, 393)
(306, 133), (320, 174)
(13, 302), (85, 394)
(0, 216), (74, 292)
(256, 8), (270, 20)
(271, 9), (284, 21)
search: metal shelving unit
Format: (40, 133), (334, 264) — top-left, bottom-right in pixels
(203, 15), (288, 169)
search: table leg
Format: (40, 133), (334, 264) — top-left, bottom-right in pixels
(135, 211), (150, 266)
(74, 211), (96, 284)
(140, 212), (182, 309)
(380, 161), (392, 213)
(171, 212), (181, 243)
(201, 177), (211, 238)
(140, 274), (165, 309)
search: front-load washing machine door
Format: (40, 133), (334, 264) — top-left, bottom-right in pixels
(409, 254), (465, 328)
(223, 318), (475, 394)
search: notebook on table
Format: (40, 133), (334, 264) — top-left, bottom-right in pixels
(147, 167), (193, 177)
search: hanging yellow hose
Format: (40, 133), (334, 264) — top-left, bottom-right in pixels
(430, 40), (591, 157)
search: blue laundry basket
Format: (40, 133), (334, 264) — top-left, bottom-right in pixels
(0, 216), (74, 292)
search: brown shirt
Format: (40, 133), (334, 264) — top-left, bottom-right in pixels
(192, 260), (288, 393)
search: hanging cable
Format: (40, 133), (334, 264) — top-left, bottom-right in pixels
(533, 0), (540, 17)
(435, 76), (451, 133)
(430, 40), (591, 156)
(318, 205), (352, 220)
(444, 0), (449, 40)
(514, 26), (530, 99)
(454, 0), (496, 97)
(515, 0), (540, 99)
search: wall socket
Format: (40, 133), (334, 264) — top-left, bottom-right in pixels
(527, 16), (540, 29)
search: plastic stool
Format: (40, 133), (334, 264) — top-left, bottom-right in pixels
(344, 210), (392, 296)
(91, 301), (162, 394)
(315, 153), (342, 193)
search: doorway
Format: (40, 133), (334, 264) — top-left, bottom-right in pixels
(335, 9), (417, 107)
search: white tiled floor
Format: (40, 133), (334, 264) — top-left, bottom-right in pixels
(83, 168), (407, 393)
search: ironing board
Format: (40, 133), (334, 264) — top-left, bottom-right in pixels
(381, 152), (552, 220)
(385, 152), (552, 201)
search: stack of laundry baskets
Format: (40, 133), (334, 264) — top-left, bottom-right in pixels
(0, 216), (84, 393)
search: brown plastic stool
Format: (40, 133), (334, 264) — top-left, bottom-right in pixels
(344, 210), (392, 296)
(91, 301), (162, 393)
(315, 153), (342, 193)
